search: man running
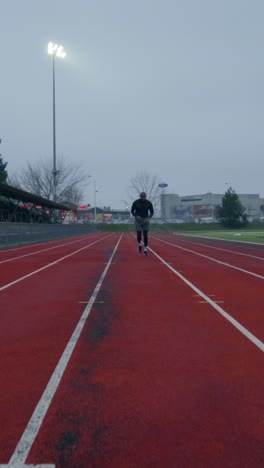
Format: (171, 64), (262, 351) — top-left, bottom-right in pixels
(131, 192), (154, 256)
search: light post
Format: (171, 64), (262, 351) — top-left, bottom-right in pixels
(88, 175), (97, 224)
(47, 42), (66, 202)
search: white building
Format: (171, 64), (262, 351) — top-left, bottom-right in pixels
(161, 192), (264, 222)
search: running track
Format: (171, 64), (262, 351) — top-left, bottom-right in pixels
(0, 231), (264, 467)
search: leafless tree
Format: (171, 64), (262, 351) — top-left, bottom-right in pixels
(128, 171), (162, 209)
(15, 156), (89, 204)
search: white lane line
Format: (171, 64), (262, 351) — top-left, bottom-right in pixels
(0, 233), (105, 265)
(0, 234), (112, 292)
(0, 465), (54, 467)
(0, 232), (96, 254)
(160, 235), (264, 261)
(6, 234), (123, 467)
(152, 236), (264, 280)
(175, 233), (264, 246)
(149, 247), (264, 352)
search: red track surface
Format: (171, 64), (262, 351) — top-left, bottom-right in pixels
(0, 232), (264, 467)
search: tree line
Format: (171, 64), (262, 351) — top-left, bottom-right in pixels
(0, 149), (247, 227)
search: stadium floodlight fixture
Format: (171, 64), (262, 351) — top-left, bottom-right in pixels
(48, 42), (66, 59)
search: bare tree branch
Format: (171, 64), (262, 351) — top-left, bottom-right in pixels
(128, 171), (162, 209)
(15, 156), (89, 204)
(7, 174), (22, 188)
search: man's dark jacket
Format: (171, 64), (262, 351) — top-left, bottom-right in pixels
(131, 199), (154, 219)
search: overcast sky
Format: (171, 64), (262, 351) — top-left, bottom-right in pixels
(1, 0), (264, 208)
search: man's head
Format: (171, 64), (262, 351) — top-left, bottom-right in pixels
(140, 192), (147, 200)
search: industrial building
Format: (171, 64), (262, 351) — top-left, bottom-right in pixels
(161, 192), (264, 223)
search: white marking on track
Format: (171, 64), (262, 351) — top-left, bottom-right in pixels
(0, 234), (112, 292)
(0, 464), (54, 467)
(163, 235), (264, 261)
(149, 247), (264, 352)
(3, 234), (122, 467)
(0, 233), (106, 265)
(152, 237), (264, 280)
(175, 233), (264, 246)
(0, 232), (97, 254)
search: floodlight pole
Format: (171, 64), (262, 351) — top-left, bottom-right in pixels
(52, 53), (57, 202)
(48, 42), (66, 204)
(94, 183), (97, 224)
(88, 175), (97, 224)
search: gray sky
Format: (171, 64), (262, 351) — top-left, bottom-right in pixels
(1, 0), (264, 208)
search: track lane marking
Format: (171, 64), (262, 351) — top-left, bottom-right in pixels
(198, 300), (224, 304)
(165, 235), (264, 261)
(149, 247), (264, 352)
(175, 233), (264, 247)
(0, 465), (54, 467)
(3, 234), (123, 467)
(0, 232), (98, 255)
(0, 233), (106, 265)
(0, 234), (113, 292)
(152, 236), (264, 280)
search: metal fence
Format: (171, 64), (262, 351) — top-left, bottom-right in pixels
(0, 223), (96, 249)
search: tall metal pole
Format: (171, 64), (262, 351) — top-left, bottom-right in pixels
(94, 179), (97, 224)
(88, 175), (97, 224)
(52, 53), (57, 203)
(48, 42), (66, 210)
